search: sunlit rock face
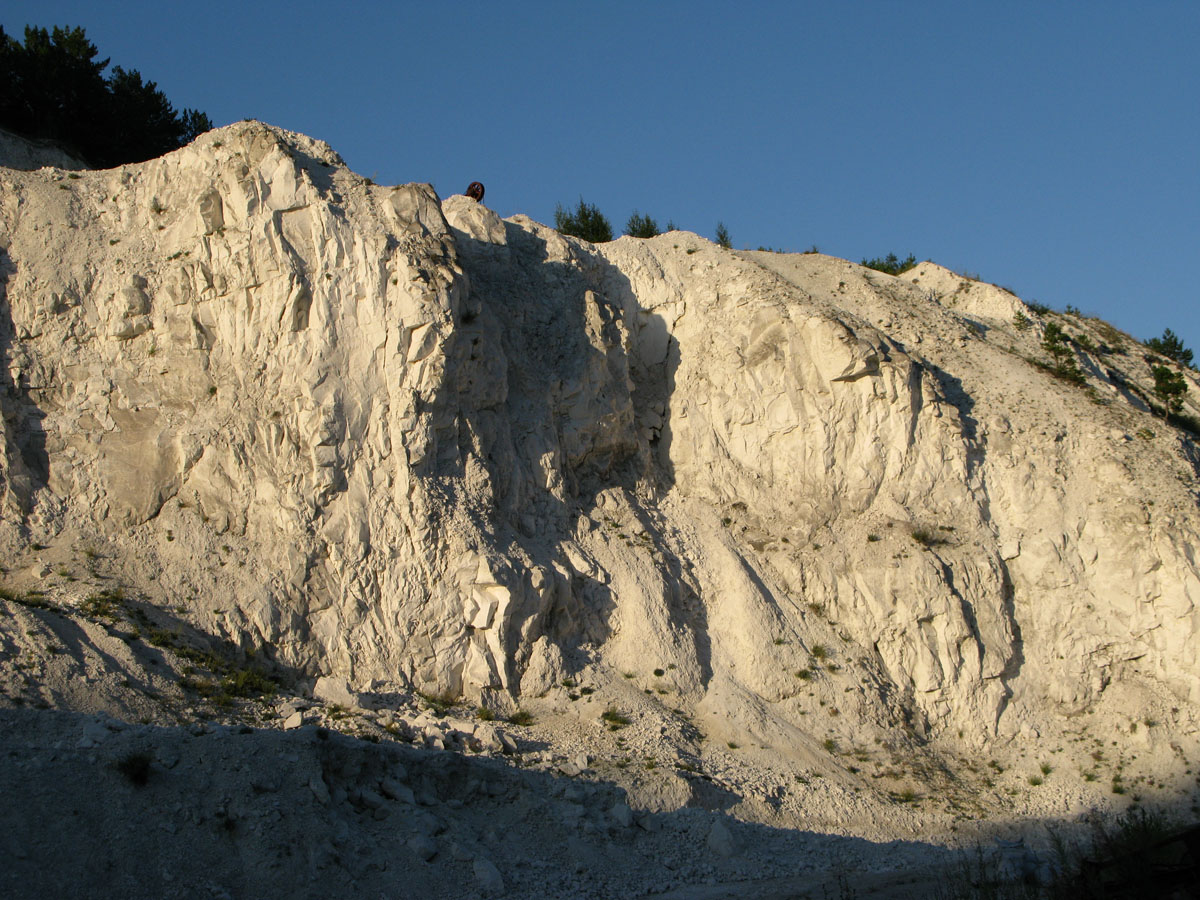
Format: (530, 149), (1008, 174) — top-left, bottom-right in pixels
(2, 121), (1198, 757)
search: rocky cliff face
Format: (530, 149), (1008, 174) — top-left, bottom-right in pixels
(2, 121), (1198, 770)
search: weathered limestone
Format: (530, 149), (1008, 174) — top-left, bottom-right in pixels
(2, 121), (1198, 763)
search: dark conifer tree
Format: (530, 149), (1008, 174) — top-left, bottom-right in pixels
(0, 25), (212, 167)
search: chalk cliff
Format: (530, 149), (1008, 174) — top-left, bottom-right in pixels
(2, 120), (1198, 771)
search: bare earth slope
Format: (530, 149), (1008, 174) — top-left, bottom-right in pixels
(1, 122), (1198, 898)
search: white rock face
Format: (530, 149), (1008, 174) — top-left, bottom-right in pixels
(0, 127), (87, 172)
(2, 121), (1198, 762)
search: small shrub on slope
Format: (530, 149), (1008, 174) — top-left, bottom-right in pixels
(1042, 321), (1086, 384)
(1151, 365), (1188, 417)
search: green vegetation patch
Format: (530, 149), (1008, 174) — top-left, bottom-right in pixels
(861, 253), (916, 275)
(601, 708), (631, 730)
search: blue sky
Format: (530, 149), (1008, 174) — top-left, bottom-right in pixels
(5, 1), (1198, 351)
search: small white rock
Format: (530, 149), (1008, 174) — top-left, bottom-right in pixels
(610, 802), (634, 828)
(308, 775), (330, 805)
(707, 819), (736, 858)
(379, 778), (414, 804)
(473, 857), (504, 895)
(408, 834), (436, 861)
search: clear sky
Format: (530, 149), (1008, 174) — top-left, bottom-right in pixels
(5, 1), (1198, 352)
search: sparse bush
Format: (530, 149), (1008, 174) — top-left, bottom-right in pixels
(507, 709), (534, 726)
(115, 751), (153, 786)
(624, 211), (660, 238)
(1042, 321), (1086, 384)
(861, 253), (916, 276)
(554, 198), (612, 243)
(146, 627), (180, 648)
(417, 690), (456, 714)
(1012, 311), (1033, 332)
(220, 667), (276, 698)
(80, 588), (124, 620)
(934, 807), (1182, 898)
(911, 528), (945, 547)
(326, 703), (351, 720)
(172, 645), (224, 670)
(0, 587), (58, 612)
(1072, 332), (1097, 353)
(1146, 327), (1194, 367)
(1151, 364), (1188, 417)
(715, 222), (732, 249)
(1094, 320), (1128, 353)
(601, 708), (631, 729)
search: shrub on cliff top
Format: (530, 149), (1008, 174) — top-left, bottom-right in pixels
(555, 198), (612, 243)
(861, 253), (917, 275)
(624, 211), (660, 238)
(1146, 328), (1194, 368)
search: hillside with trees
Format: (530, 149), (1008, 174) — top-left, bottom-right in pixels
(0, 24), (211, 168)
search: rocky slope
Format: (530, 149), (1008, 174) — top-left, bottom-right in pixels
(2, 121), (1198, 897)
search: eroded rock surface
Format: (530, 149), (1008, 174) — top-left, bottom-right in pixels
(2, 120), (1198, 783)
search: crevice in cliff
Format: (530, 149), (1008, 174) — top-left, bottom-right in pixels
(0, 247), (49, 523)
